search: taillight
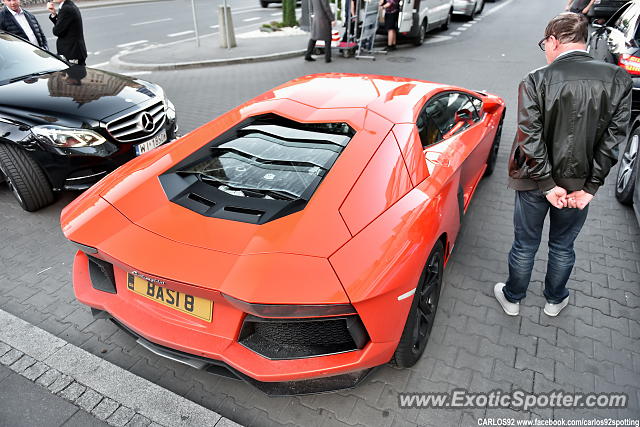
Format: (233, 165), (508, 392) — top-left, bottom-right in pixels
(619, 54), (640, 75)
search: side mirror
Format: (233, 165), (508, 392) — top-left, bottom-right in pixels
(482, 97), (502, 114)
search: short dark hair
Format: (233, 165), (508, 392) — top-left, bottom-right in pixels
(544, 12), (588, 44)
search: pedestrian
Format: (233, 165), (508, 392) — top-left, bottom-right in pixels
(47, 0), (87, 65)
(494, 12), (632, 318)
(565, 0), (596, 17)
(380, 0), (399, 51)
(305, 0), (335, 63)
(0, 0), (48, 49)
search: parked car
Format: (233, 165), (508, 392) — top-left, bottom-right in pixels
(397, 0), (454, 45)
(453, 0), (484, 20)
(590, 0), (629, 20)
(0, 32), (177, 211)
(260, 0), (300, 7)
(588, 1), (640, 223)
(61, 73), (505, 395)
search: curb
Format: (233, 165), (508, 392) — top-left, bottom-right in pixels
(0, 308), (240, 427)
(111, 48), (307, 71)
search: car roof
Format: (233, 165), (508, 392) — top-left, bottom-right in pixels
(259, 73), (453, 124)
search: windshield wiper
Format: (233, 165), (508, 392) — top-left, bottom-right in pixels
(6, 70), (59, 84)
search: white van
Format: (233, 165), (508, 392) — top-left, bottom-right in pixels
(397, 0), (454, 45)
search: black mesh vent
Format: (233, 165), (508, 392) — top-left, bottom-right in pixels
(239, 315), (368, 360)
(87, 255), (116, 294)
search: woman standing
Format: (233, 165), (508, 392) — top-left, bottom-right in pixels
(380, 0), (399, 51)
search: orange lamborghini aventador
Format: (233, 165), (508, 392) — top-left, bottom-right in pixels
(60, 73), (505, 394)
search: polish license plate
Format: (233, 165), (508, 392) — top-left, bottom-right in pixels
(135, 130), (167, 156)
(127, 274), (212, 321)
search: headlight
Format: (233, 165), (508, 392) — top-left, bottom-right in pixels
(32, 126), (106, 148)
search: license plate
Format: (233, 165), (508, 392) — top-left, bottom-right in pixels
(135, 130), (167, 156)
(127, 274), (212, 322)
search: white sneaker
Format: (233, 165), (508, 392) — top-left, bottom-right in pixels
(544, 297), (569, 317)
(494, 282), (520, 316)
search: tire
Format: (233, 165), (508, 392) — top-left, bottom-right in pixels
(477, 0), (485, 14)
(0, 144), (54, 211)
(484, 113), (504, 177)
(466, 4), (477, 20)
(260, 0), (269, 7)
(413, 21), (427, 46)
(615, 128), (639, 205)
(391, 240), (444, 368)
(440, 9), (452, 31)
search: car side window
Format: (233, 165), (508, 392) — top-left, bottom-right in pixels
(616, 4), (638, 33)
(418, 92), (480, 147)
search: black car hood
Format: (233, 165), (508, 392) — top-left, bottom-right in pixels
(0, 67), (159, 127)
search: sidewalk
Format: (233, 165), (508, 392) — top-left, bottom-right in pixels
(0, 308), (240, 427)
(111, 28), (310, 71)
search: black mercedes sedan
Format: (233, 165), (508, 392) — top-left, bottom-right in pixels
(0, 32), (177, 211)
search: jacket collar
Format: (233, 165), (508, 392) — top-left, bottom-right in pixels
(553, 50), (592, 63)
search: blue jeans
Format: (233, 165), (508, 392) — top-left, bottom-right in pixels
(504, 190), (589, 304)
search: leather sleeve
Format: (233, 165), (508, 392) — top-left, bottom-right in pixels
(583, 69), (633, 195)
(515, 74), (555, 192)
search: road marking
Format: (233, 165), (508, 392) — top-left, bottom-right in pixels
(132, 18), (173, 26)
(0, 309), (225, 426)
(462, 23), (472, 27)
(456, 27), (468, 31)
(84, 12), (124, 20)
(89, 61), (110, 68)
(450, 31), (461, 36)
(36, 267), (52, 275)
(167, 30), (194, 37)
(117, 40), (148, 48)
(123, 71), (152, 76)
(243, 17), (261, 22)
(484, 0), (516, 17)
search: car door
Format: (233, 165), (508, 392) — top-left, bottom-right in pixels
(607, 2), (640, 63)
(589, 2), (632, 62)
(417, 91), (490, 210)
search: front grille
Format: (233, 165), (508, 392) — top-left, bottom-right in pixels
(106, 99), (166, 143)
(239, 315), (369, 360)
(87, 255), (116, 294)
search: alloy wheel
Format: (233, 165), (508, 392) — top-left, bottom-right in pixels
(617, 134), (638, 194)
(411, 249), (442, 354)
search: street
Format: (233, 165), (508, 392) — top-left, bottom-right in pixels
(1, 0), (640, 426)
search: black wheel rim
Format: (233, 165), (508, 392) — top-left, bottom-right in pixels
(492, 122), (502, 159)
(420, 25), (425, 43)
(411, 250), (442, 354)
(617, 134), (638, 193)
(0, 165), (24, 206)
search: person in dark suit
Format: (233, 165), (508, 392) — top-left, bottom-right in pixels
(0, 0), (48, 49)
(47, 0), (86, 65)
(305, 0), (335, 63)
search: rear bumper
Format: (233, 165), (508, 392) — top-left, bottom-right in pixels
(453, 1), (475, 14)
(72, 250), (397, 388)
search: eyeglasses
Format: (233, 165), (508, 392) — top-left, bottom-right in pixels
(538, 37), (548, 51)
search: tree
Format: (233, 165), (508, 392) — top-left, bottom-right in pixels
(282, 0), (296, 27)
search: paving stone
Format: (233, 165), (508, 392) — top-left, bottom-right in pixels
(592, 310), (630, 336)
(9, 354), (36, 374)
(347, 399), (393, 427)
(555, 367), (596, 393)
(478, 338), (516, 365)
(430, 360), (472, 388)
(469, 372), (510, 393)
(536, 339), (574, 369)
(415, 408), (462, 427)
(58, 381), (86, 402)
(610, 300), (640, 319)
(75, 388), (103, 412)
(91, 397), (120, 421)
(613, 365), (640, 388)
(125, 414), (152, 427)
(452, 300), (486, 323)
(499, 328), (537, 356)
(0, 341), (11, 357)
(492, 361), (534, 393)
(454, 349), (493, 377)
(107, 405), (136, 427)
(557, 329), (594, 357)
(520, 318), (556, 344)
(35, 368), (60, 388)
(574, 351), (615, 383)
(514, 348), (554, 382)
(575, 318), (612, 345)
(612, 330), (639, 353)
(0, 348), (23, 366)
(574, 292), (610, 315)
(22, 361), (49, 381)
(47, 373), (73, 394)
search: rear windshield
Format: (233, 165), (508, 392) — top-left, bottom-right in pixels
(179, 116), (353, 200)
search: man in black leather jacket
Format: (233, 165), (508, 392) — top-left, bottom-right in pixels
(494, 12), (632, 318)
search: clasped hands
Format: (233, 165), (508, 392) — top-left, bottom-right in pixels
(545, 186), (593, 210)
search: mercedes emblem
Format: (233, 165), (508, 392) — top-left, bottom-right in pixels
(137, 112), (155, 133)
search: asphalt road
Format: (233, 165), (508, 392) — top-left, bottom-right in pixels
(2, 0), (640, 426)
(33, 0), (291, 67)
